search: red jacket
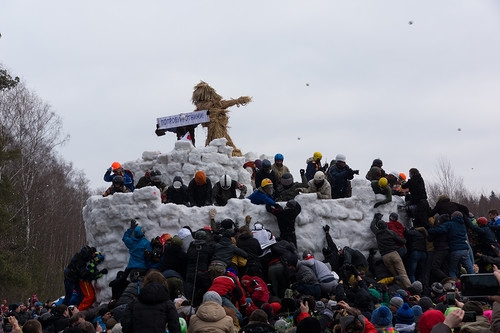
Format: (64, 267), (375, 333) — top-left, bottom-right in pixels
(208, 274), (246, 306)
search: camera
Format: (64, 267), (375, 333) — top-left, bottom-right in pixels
(461, 273), (500, 297)
(462, 311), (476, 322)
(3, 317), (12, 333)
(446, 292), (456, 306)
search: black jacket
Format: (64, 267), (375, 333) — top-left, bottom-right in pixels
(401, 172), (427, 203)
(122, 282), (180, 333)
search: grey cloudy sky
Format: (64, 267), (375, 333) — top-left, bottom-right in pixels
(1, 1), (500, 194)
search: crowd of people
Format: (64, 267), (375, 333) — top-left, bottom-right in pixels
(5, 154), (500, 333)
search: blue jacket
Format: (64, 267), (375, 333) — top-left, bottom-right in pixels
(104, 169), (135, 192)
(248, 189), (276, 205)
(122, 226), (152, 270)
(427, 215), (469, 251)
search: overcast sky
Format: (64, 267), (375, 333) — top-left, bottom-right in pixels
(1, 1), (500, 195)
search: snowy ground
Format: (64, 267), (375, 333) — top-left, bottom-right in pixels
(83, 139), (406, 303)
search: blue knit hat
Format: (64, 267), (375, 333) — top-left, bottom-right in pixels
(371, 306), (392, 327)
(396, 303), (415, 325)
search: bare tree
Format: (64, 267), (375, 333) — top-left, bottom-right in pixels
(427, 157), (469, 206)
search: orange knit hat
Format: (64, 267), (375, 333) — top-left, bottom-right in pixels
(195, 171), (207, 185)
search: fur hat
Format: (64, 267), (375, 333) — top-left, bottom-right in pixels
(194, 171), (206, 185)
(418, 310), (445, 333)
(371, 305), (393, 327)
(396, 303), (415, 325)
(390, 296), (404, 309)
(202, 291), (222, 305)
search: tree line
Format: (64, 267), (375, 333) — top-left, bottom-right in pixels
(0, 65), (90, 302)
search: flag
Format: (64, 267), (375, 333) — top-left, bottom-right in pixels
(180, 132), (192, 143)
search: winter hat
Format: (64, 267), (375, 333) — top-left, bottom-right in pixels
(315, 301), (325, 314)
(462, 300), (483, 315)
(302, 250), (314, 260)
(431, 282), (444, 294)
(202, 291), (222, 305)
(270, 302), (281, 314)
(451, 211), (463, 218)
(412, 305), (423, 317)
(254, 159), (262, 170)
(249, 309), (269, 323)
(221, 219), (234, 230)
(438, 214), (450, 224)
(396, 303), (415, 325)
(418, 310), (445, 333)
(335, 154), (346, 162)
(177, 228), (191, 240)
(371, 305), (393, 327)
(262, 159), (272, 169)
(340, 315), (365, 332)
(411, 281), (423, 294)
(281, 173), (294, 186)
(171, 235), (183, 247)
(396, 289), (409, 301)
(390, 296), (404, 309)
(296, 317), (321, 333)
(261, 303), (274, 319)
(477, 217), (489, 226)
(444, 306), (459, 317)
(442, 281), (455, 292)
(313, 152), (322, 161)
(418, 297), (434, 312)
(9, 303), (19, 311)
(194, 171), (207, 185)
(376, 219), (387, 229)
(389, 212), (399, 221)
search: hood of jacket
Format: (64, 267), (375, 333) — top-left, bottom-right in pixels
(133, 225), (144, 238)
(137, 282), (169, 305)
(173, 175), (184, 185)
(194, 301), (227, 322)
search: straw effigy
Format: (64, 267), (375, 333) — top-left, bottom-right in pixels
(191, 81), (251, 156)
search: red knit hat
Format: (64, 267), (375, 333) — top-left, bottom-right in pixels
(418, 309), (445, 333)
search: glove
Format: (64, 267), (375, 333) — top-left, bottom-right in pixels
(209, 209), (216, 219)
(245, 215), (251, 226)
(100, 268), (108, 275)
(130, 219), (138, 229)
(317, 192), (322, 199)
(266, 204), (274, 213)
(107, 167), (112, 172)
(300, 169), (305, 176)
(323, 163), (329, 170)
(353, 169), (360, 175)
(323, 225), (330, 233)
(374, 202), (382, 208)
(374, 213), (383, 220)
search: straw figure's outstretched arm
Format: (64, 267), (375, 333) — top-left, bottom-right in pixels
(221, 96), (252, 109)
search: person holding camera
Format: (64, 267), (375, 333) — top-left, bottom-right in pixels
(327, 154), (359, 199)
